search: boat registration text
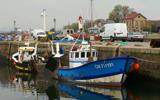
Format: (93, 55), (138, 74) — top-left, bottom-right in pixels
(94, 63), (114, 69)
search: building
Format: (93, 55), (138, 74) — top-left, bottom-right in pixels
(94, 19), (114, 28)
(88, 19), (114, 33)
(122, 13), (146, 32)
(88, 24), (98, 33)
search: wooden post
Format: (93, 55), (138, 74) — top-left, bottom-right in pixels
(88, 41), (93, 62)
(36, 54), (39, 63)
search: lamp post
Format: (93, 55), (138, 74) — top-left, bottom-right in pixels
(53, 18), (56, 31)
(14, 20), (16, 34)
(40, 9), (47, 31)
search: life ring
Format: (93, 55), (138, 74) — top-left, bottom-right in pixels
(20, 52), (23, 61)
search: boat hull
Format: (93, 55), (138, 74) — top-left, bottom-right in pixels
(15, 62), (47, 73)
(52, 56), (136, 86)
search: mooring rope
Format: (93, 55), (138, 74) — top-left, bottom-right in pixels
(119, 48), (160, 64)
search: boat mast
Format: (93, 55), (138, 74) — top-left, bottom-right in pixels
(91, 0), (93, 27)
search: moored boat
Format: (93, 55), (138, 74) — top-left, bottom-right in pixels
(11, 42), (55, 73)
(46, 39), (137, 86)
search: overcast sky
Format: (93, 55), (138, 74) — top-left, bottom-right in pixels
(0, 0), (159, 32)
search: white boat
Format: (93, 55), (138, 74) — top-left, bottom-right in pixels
(11, 42), (55, 73)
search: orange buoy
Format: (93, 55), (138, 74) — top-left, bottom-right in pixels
(9, 58), (12, 61)
(129, 67), (133, 73)
(14, 75), (16, 78)
(128, 93), (133, 98)
(134, 98), (140, 100)
(13, 62), (17, 65)
(134, 63), (140, 70)
(10, 78), (12, 81)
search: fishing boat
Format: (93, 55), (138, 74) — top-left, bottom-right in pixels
(45, 38), (137, 86)
(11, 42), (55, 73)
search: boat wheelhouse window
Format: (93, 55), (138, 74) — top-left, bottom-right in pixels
(37, 32), (44, 35)
(81, 52), (85, 58)
(67, 30), (69, 34)
(29, 50), (34, 55)
(87, 52), (90, 57)
(71, 30), (73, 34)
(75, 52), (79, 58)
(71, 53), (74, 58)
(93, 52), (95, 57)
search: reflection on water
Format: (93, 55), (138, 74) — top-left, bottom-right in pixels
(56, 82), (128, 100)
(0, 61), (160, 100)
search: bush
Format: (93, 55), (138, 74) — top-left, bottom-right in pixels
(143, 26), (151, 32)
(151, 23), (157, 32)
(84, 29), (89, 34)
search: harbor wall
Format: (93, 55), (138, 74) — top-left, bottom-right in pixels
(0, 41), (160, 83)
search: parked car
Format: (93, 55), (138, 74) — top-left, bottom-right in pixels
(56, 29), (74, 39)
(127, 32), (145, 42)
(141, 31), (148, 34)
(70, 32), (87, 38)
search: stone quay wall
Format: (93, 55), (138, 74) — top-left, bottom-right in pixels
(0, 41), (160, 82)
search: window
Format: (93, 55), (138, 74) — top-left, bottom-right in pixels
(136, 21), (138, 26)
(101, 27), (105, 32)
(139, 16), (140, 18)
(71, 30), (73, 34)
(75, 52), (79, 58)
(29, 50), (34, 55)
(67, 30), (69, 34)
(71, 53), (74, 58)
(81, 52), (85, 58)
(37, 32), (44, 35)
(130, 21), (131, 26)
(141, 21), (143, 25)
(93, 52), (95, 57)
(87, 52), (90, 57)
(76, 33), (78, 35)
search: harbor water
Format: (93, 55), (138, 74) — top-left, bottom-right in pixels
(0, 55), (160, 100)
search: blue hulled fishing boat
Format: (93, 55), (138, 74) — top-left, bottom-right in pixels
(46, 39), (137, 86)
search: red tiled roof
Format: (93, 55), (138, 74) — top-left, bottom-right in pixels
(122, 13), (140, 19)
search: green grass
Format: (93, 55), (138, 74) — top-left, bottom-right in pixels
(145, 34), (160, 37)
